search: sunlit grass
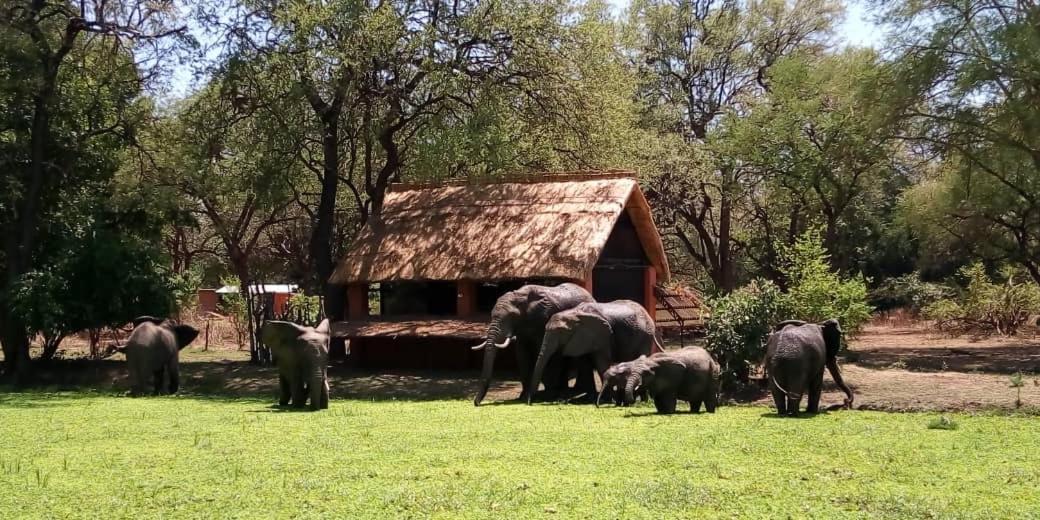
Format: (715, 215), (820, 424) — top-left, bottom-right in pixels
(0, 392), (1037, 518)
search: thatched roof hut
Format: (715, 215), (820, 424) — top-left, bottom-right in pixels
(330, 170), (671, 370)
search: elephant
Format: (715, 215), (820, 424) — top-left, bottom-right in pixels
(472, 282), (595, 406)
(260, 319), (331, 411)
(765, 319), (855, 416)
(596, 358), (649, 407)
(119, 316), (199, 396)
(526, 300), (662, 405)
(598, 347), (720, 414)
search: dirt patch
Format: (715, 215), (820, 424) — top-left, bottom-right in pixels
(8, 325), (1040, 413)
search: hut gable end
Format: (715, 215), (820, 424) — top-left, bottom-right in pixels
(329, 172), (670, 285)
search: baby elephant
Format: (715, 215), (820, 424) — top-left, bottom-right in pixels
(606, 347), (721, 414)
(118, 316), (200, 396)
(597, 358), (649, 407)
(261, 319), (331, 411)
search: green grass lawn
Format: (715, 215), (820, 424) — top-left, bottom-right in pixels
(0, 393), (1037, 519)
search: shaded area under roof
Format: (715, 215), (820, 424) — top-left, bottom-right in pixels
(330, 171), (670, 284)
(331, 318), (487, 340)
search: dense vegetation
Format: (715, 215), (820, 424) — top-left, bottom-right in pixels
(3, 0), (1040, 378)
(1, 393), (1037, 518)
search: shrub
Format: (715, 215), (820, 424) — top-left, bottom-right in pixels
(922, 263), (1040, 336)
(705, 279), (789, 386)
(870, 273), (954, 315)
(779, 230), (874, 334)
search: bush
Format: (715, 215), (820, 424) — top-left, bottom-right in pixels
(780, 230), (874, 334)
(870, 273), (954, 315)
(704, 279), (789, 386)
(923, 263), (1040, 336)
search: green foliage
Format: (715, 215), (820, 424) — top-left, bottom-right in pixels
(870, 273), (954, 315)
(779, 230), (874, 334)
(281, 292), (323, 325)
(705, 280), (789, 385)
(9, 225), (176, 353)
(922, 264), (1040, 336)
(1, 394), (1038, 517)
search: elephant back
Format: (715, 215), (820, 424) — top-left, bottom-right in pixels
(767, 323), (826, 364)
(542, 283), (594, 313)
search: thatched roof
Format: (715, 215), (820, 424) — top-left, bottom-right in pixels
(655, 284), (708, 329)
(330, 171), (670, 284)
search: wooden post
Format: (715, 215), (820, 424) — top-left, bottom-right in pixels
(643, 266), (657, 320)
(457, 280), (477, 317)
(347, 283), (367, 320)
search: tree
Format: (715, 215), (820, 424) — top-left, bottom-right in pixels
(885, 0), (1040, 283)
(721, 51), (913, 282)
(630, 0), (841, 293)
(0, 1), (187, 380)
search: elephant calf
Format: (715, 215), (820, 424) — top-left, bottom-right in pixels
(261, 319), (331, 411)
(119, 316), (199, 396)
(601, 347), (720, 414)
(765, 319), (855, 416)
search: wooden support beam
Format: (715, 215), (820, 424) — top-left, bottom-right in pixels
(643, 266), (657, 320)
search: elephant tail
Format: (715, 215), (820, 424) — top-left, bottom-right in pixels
(771, 374), (792, 397)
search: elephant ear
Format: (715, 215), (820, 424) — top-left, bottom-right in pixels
(564, 310), (613, 356)
(132, 316), (165, 328)
(314, 319), (330, 336)
(261, 321), (308, 349)
(820, 319), (843, 359)
(172, 325), (200, 350)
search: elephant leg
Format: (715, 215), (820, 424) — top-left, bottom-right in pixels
(540, 355), (565, 401)
(152, 368), (165, 396)
(690, 400), (702, 413)
(771, 385), (787, 416)
(308, 376), (322, 411)
(291, 379), (307, 409)
(654, 393), (677, 414)
(279, 375), (292, 406)
(319, 377), (330, 410)
(786, 392), (802, 416)
(704, 389), (718, 413)
(167, 363), (179, 394)
(515, 349), (533, 401)
(573, 355), (597, 397)
(806, 369), (824, 413)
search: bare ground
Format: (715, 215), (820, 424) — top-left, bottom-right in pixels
(7, 324), (1040, 412)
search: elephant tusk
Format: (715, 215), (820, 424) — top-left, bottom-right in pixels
(493, 336), (513, 349)
(471, 342), (488, 351)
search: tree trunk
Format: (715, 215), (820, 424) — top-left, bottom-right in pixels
(717, 190), (736, 293)
(309, 113), (348, 360)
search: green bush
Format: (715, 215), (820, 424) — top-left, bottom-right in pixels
(870, 273), (954, 315)
(705, 279), (789, 385)
(779, 230), (874, 334)
(922, 263), (1040, 336)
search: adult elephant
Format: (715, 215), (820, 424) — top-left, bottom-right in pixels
(472, 283), (594, 406)
(118, 316), (199, 396)
(765, 319), (855, 416)
(598, 347), (720, 414)
(526, 300), (661, 405)
(260, 319), (331, 411)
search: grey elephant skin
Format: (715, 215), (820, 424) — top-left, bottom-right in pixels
(119, 316), (199, 396)
(765, 319), (854, 416)
(472, 283), (595, 406)
(261, 319), (331, 411)
(527, 300), (661, 405)
(597, 358), (648, 407)
(600, 347), (720, 414)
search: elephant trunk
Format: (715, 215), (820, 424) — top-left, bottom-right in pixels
(526, 335), (557, 405)
(826, 358), (854, 409)
(473, 322), (508, 407)
(624, 373), (641, 406)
